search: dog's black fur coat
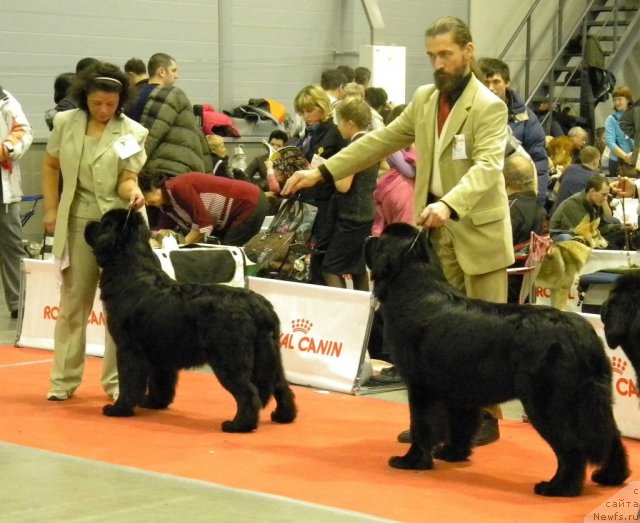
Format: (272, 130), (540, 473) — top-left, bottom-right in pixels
(85, 209), (296, 432)
(364, 223), (636, 497)
(601, 272), (640, 376)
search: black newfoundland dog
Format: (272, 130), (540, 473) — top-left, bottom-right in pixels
(364, 223), (639, 497)
(84, 209), (297, 433)
(601, 272), (640, 374)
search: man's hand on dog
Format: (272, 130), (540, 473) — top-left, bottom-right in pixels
(417, 202), (451, 229)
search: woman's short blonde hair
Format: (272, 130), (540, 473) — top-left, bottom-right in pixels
(294, 84), (332, 121)
(335, 96), (372, 131)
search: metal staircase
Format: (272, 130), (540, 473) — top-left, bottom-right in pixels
(499, 0), (640, 136)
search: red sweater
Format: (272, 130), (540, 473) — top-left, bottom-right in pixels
(158, 172), (261, 235)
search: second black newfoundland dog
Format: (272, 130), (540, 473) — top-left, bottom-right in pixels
(601, 272), (640, 375)
(84, 209), (297, 433)
(364, 223), (639, 497)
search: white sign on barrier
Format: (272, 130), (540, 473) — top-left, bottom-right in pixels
(247, 277), (373, 394)
(582, 313), (640, 439)
(17, 259), (106, 356)
(17, 260), (373, 395)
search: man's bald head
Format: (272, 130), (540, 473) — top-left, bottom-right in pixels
(503, 154), (536, 194)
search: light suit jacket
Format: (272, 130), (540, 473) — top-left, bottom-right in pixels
(47, 109), (148, 257)
(323, 75), (514, 275)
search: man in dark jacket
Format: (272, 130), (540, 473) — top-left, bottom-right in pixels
(130, 53), (212, 177)
(551, 145), (601, 214)
(479, 58), (550, 203)
(503, 154), (548, 303)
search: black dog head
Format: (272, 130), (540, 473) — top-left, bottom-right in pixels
(364, 223), (439, 299)
(84, 208), (151, 268)
(601, 272), (640, 348)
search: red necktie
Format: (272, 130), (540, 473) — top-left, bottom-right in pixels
(438, 95), (451, 134)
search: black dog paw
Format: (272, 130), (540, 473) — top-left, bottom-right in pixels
(534, 480), (581, 497)
(388, 454), (433, 470)
(433, 444), (471, 462)
(592, 467), (629, 486)
(140, 397), (170, 410)
(221, 420), (257, 433)
(271, 407), (296, 424)
(102, 403), (135, 417)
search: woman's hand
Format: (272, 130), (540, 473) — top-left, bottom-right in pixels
(43, 209), (57, 234)
(129, 186), (145, 211)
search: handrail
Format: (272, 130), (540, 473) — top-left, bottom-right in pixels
(525, 0), (597, 107)
(498, 0), (543, 60)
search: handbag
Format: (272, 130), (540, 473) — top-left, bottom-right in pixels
(244, 197), (317, 275)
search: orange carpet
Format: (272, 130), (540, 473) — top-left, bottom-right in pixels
(2, 345), (639, 522)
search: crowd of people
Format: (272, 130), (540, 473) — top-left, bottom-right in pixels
(1, 15), (638, 449)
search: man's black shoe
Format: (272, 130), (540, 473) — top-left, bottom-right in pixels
(397, 429), (412, 443)
(397, 414), (500, 446)
(473, 414), (500, 446)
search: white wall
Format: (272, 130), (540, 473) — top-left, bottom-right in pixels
(3, 0), (468, 140)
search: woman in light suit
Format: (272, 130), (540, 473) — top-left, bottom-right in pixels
(41, 62), (148, 401)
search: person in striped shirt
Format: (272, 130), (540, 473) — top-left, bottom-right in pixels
(138, 172), (269, 246)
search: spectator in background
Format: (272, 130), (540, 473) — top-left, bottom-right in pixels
(503, 154), (548, 303)
(336, 65), (355, 85)
(322, 96), (378, 291)
(620, 95), (640, 170)
(124, 58), (148, 87)
(604, 86), (634, 177)
(568, 126), (588, 163)
(44, 57), (100, 130)
(478, 57), (549, 204)
(354, 66), (371, 89)
(135, 54), (212, 178)
(139, 172), (269, 246)
(0, 86), (33, 318)
(245, 129), (289, 190)
(550, 175), (626, 248)
(551, 145), (601, 215)
(125, 52), (179, 122)
(320, 69), (348, 112)
(44, 72), (75, 131)
(205, 134), (231, 177)
(545, 135), (575, 212)
(364, 86), (389, 126)
(595, 126), (609, 175)
(292, 84), (348, 284)
(372, 104), (415, 235)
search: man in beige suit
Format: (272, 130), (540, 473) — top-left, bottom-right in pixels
(283, 17), (512, 445)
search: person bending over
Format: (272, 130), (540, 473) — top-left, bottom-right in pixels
(139, 172), (269, 246)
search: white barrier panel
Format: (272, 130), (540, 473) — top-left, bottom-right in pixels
(582, 313), (640, 439)
(248, 277), (372, 394)
(17, 259), (106, 356)
(17, 260), (373, 395)
(536, 250), (640, 312)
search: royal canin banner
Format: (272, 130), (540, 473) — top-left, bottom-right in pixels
(247, 277), (373, 394)
(17, 260), (373, 395)
(583, 313), (640, 440)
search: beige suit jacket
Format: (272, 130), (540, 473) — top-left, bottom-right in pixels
(324, 75), (514, 275)
(47, 109), (148, 257)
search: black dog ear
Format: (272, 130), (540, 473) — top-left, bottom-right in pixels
(364, 236), (379, 273)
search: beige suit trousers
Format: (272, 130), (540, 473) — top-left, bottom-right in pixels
(430, 226), (507, 419)
(49, 215), (118, 397)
